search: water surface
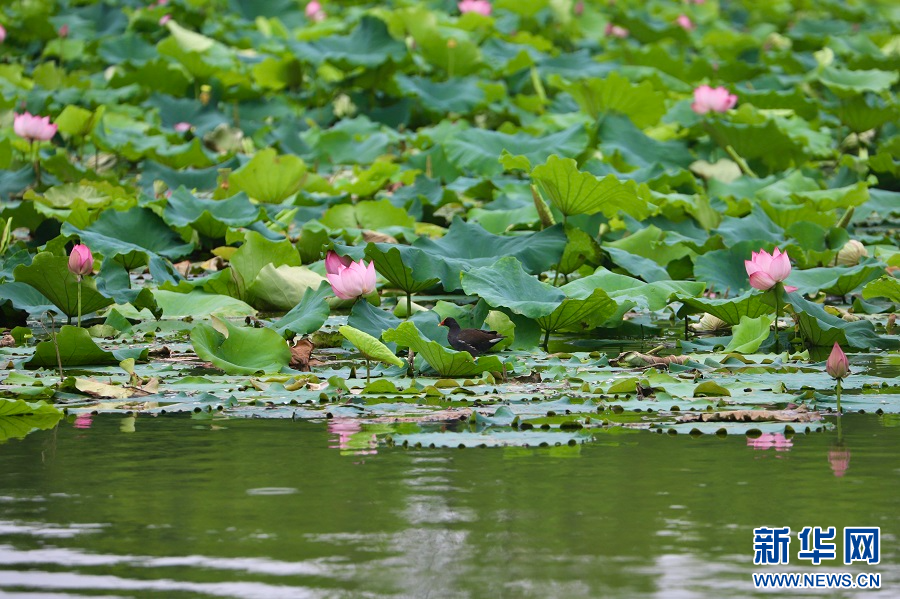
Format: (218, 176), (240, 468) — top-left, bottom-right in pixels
(0, 415), (897, 597)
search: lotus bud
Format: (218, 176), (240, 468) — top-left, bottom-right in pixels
(836, 239), (867, 267)
(826, 342), (849, 380)
(68, 244), (94, 279)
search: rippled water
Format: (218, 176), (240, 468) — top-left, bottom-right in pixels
(0, 414), (898, 597)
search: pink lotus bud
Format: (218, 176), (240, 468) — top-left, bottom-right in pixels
(68, 244), (94, 278)
(691, 84), (737, 114)
(604, 23), (629, 38)
(326, 258), (376, 300)
(305, 1), (326, 21)
(159, 14), (171, 25)
(826, 342), (849, 380)
(74, 414), (93, 429)
(744, 248), (797, 292)
(458, 0), (492, 15)
(174, 121), (191, 133)
(574, 1), (584, 15)
(676, 14), (694, 30)
(0, 24), (6, 44)
(13, 112), (58, 142)
(58, 24), (69, 38)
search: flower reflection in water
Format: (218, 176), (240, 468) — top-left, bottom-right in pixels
(73, 414), (93, 429)
(828, 444), (851, 478)
(328, 418), (377, 455)
(747, 433), (793, 452)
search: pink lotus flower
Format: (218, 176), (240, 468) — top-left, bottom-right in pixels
(826, 342), (849, 380)
(14, 112), (58, 142)
(745, 248), (797, 292)
(325, 250), (352, 275)
(676, 14), (694, 30)
(326, 253), (376, 300)
(73, 414), (93, 429)
(574, 1), (584, 15)
(691, 85), (737, 114)
(0, 24), (6, 44)
(605, 23), (629, 38)
(159, 14), (171, 25)
(305, 0), (326, 21)
(174, 121), (192, 133)
(68, 244), (94, 279)
(828, 445), (850, 477)
(747, 432), (793, 452)
(459, 0), (491, 15)
(58, 24), (69, 38)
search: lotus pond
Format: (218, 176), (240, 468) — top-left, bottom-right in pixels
(0, 0), (899, 595)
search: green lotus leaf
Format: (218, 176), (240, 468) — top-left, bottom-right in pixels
(61, 207), (194, 270)
(26, 326), (147, 369)
(191, 316), (292, 375)
(532, 155), (649, 220)
(290, 17), (407, 69)
(444, 125), (588, 177)
(339, 325), (404, 368)
(862, 276), (900, 304)
(676, 291), (774, 326)
(724, 314), (774, 354)
(787, 263), (884, 297)
(269, 281), (332, 338)
(382, 321), (503, 378)
(554, 72), (666, 128)
(786, 294), (899, 350)
(14, 253), (114, 319)
(535, 289), (620, 335)
(461, 257), (565, 319)
(228, 148), (307, 203)
(163, 188), (262, 240)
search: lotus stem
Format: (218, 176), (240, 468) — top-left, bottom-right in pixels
(835, 378), (842, 414)
(773, 284), (781, 354)
(406, 292), (412, 320)
(366, 358), (371, 385)
(77, 278), (82, 328)
(724, 144), (757, 178)
(31, 140), (42, 187)
(542, 328), (550, 352)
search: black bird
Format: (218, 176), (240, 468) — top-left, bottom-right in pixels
(439, 317), (505, 357)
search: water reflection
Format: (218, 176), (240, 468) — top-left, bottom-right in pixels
(746, 433), (793, 452)
(829, 415), (851, 478)
(73, 414), (93, 429)
(327, 418), (377, 455)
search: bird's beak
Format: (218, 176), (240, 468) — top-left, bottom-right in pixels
(439, 319), (446, 326)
